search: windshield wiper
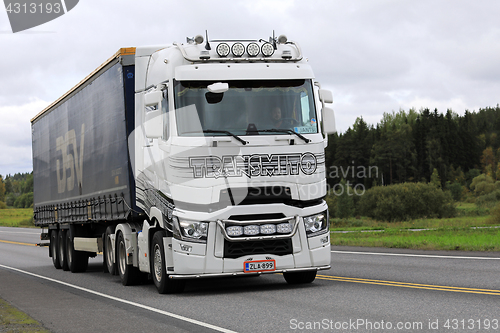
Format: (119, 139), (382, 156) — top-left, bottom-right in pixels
(203, 130), (248, 145)
(257, 129), (311, 143)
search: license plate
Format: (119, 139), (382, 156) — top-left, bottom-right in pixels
(243, 259), (276, 273)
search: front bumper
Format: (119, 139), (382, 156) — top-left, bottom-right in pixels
(167, 202), (331, 279)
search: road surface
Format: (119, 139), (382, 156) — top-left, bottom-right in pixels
(1, 226), (499, 332)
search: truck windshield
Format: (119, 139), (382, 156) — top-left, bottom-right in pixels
(174, 79), (318, 137)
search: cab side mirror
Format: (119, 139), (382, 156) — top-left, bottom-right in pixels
(322, 107), (336, 135)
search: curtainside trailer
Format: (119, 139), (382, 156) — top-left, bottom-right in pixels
(31, 33), (336, 293)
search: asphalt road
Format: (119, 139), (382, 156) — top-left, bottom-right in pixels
(1, 226), (499, 333)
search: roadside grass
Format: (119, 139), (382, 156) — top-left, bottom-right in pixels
(0, 298), (50, 333)
(331, 215), (493, 232)
(0, 208), (34, 228)
(330, 202), (500, 251)
(330, 227), (500, 251)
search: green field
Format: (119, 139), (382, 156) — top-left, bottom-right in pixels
(0, 208), (34, 228)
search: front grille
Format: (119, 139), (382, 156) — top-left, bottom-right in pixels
(224, 239), (293, 259)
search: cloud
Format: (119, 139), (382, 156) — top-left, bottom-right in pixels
(0, 99), (49, 175)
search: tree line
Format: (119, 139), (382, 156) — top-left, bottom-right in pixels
(0, 172), (33, 209)
(326, 105), (500, 191)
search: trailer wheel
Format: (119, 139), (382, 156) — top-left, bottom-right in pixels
(283, 270), (317, 284)
(50, 230), (61, 269)
(104, 226), (117, 275)
(66, 230), (89, 273)
(58, 229), (69, 271)
(151, 231), (185, 294)
(116, 231), (141, 286)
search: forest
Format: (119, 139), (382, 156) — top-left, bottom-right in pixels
(0, 172), (33, 209)
(326, 105), (500, 191)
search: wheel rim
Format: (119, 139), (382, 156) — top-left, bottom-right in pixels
(118, 239), (127, 275)
(58, 232), (64, 262)
(106, 235), (113, 268)
(67, 237), (72, 265)
(153, 244), (162, 283)
(51, 234), (57, 261)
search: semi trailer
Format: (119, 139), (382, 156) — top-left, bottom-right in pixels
(31, 33), (336, 293)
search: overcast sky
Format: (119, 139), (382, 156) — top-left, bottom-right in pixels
(1, 0), (500, 176)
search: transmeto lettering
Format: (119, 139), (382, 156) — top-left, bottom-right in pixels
(189, 153), (317, 178)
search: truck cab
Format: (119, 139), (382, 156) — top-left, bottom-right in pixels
(132, 34), (335, 292)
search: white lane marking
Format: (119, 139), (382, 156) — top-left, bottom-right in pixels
(331, 250), (500, 260)
(0, 231), (39, 235)
(0, 264), (237, 333)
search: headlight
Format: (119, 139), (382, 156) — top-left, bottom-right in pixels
(173, 217), (208, 242)
(303, 211), (329, 237)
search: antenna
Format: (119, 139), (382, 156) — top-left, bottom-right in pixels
(205, 30), (211, 50)
(270, 30), (277, 50)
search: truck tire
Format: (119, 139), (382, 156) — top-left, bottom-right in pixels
(104, 226), (117, 275)
(66, 230), (89, 273)
(50, 230), (61, 269)
(116, 231), (141, 286)
(58, 229), (69, 271)
(283, 270), (317, 284)
(151, 231), (185, 294)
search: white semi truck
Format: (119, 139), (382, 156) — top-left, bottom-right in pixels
(31, 33), (335, 293)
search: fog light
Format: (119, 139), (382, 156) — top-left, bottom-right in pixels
(216, 43), (230, 57)
(260, 224), (276, 235)
(244, 225), (260, 235)
(231, 42), (245, 57)
(277, 223), (292, 234)
(246, 42), (260, 57)
(180, 244), (192, 252)
(227, 225), (243, 237)
(261, 42), (274, 57)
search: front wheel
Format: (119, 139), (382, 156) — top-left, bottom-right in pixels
(283, 270), (317, 284)
(151, 231), (185, 294)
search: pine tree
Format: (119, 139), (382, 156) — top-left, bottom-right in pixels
(0, 175), (5, 203)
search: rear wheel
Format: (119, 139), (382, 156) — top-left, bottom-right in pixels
(117, 231), (141, 286)
(151, 231), (185, 294)
(58, 229), (69, 271)
(283, 270), (317, 284)
(104, 226), (117, 275)
(50, 230), (61, 269)
(66, 229), (89, 273)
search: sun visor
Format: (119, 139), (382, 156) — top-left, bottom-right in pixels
(175, 63), (315, 81)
